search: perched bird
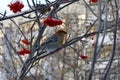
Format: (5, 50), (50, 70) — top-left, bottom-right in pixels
(41, 30), (67, 52)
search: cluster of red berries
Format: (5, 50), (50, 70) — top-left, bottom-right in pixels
(80, 55), (88, 60)
(18, 39), (30, 55)
(21, 39), (30, 45)
(18, 48), (30, 55)
(8, 1), (24, 13)
(43, 17), (63, 27)
(89, 0), (98, 3)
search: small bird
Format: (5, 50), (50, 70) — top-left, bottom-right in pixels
(41, 30), (67, 52)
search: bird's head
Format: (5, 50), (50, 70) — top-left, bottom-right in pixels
(55, 30), (67, 36)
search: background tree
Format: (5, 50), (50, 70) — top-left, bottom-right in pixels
(0, 0), (120, 80)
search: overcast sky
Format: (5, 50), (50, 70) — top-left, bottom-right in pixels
(0, 0), (47, 15)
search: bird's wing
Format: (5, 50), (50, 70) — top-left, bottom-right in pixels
(41, 34), (60, 46)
